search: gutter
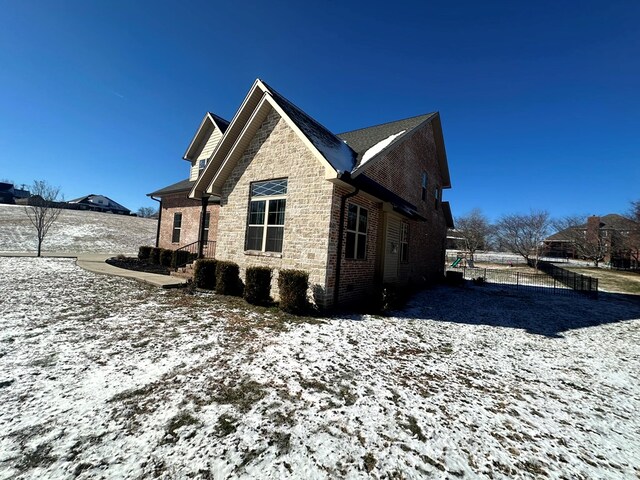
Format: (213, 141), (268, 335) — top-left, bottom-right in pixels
(149, 195), (162, 248)
(333, 172), (359, 307)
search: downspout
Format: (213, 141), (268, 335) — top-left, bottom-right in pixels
(333, 179), (359, 308)
(150, 195), (162, 248)
(197, 196), (209, 258)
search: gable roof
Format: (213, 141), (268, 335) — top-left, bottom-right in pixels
(182, 112), (230, 162)
(546, 214), (639, 241)
(190, 79), (451, 198)
(191, 79), (357, 198)
(337, 113), (435, 167)
(263, 82), (357, 174)
(147, 178), (196, 197)
(339, 112), (451, 188)
(67, 194), (130, 212)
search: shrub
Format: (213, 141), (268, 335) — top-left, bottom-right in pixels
(244, 266), (272, 305)
(172, 250), (196, 269)
(159, 249), (173, 267)
(138, 246), (152, 261)
(149, 247), (162, 265)
(278, 269), (309, 314)
(193, 259), (217, 289)
(216, 261), (243, 296)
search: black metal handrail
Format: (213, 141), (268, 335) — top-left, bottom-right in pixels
(173, 240), (216, 268)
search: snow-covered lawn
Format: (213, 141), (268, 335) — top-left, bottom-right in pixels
(1, 258), (639, 479)
(0, 204), (156, 254)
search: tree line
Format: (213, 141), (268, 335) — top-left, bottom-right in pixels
(454, 201), (640, 268)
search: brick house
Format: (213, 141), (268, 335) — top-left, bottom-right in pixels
(149, 79), (453, 308)
(544, 214), (640, 268)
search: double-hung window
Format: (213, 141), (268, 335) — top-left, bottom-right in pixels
(346, 204), (368, 259)
(400, 222), (409, 263)
(172, 212), (182, 243)
(246, 179), (287, 253)
(202, 211), (210, 243)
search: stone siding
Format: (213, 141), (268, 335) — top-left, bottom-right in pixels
(215, 109), (335, 307)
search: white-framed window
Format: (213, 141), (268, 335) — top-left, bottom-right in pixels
(199, 159), (207, 171)
(421, 172), (428, 201)
(202, 211), (210, 243)
(346, 204), (368, 259)
(172, 212), (182, 243)
(400, 222), (409, 263)
(245, 179), (287, 253)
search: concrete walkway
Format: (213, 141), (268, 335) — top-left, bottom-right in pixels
(0, 252), (187, 289)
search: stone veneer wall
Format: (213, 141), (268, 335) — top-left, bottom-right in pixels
(158, 193), (220, 251)
(214, 109), (335, 307)
(362, 121), (448, 283)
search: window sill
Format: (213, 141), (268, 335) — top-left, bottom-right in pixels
(244, 250), (283, 258)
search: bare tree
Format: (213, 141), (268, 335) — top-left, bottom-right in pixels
(495, 210), (550, 267)
(137, 206), (157, 218)
(455, 209), (492, 260)
(24, 180), (63, 257)
(621, 200), (640, 268)
(628, 200), (640, 223)
(550, 214), (611, 266)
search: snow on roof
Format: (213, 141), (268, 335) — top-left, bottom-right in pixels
(360, 130), (406, 166)
(263, 82), (357, 174)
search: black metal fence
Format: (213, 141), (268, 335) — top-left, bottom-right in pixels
(448, 264), (598, 298)
(529, 260), (598, 297)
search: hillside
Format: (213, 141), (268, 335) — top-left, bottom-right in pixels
(0, 204), (156, 254)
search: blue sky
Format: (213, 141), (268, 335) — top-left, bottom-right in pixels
(0, 0), (638, 221)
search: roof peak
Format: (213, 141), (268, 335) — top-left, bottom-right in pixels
(337, 112), (436, 136)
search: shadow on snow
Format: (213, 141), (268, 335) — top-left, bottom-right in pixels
(393, 283), (640, 338)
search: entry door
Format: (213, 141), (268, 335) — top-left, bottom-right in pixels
(383, 214), (401, 283)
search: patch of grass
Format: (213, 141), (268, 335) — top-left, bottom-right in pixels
(163, 412), (200, 443)
(17, 444), (56, 471)
(564, 267), (640, 294)
(400, 415), (426, 441)
(363, 452), (377, 473)
(215, 413), (237, 437)
(213, 379), (266, 412)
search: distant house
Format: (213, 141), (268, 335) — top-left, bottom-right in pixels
(149, 79), (454, 308)
(67, 194), (131, 215)
(0, 182), (31, 204)
(544, 214), (640, 268)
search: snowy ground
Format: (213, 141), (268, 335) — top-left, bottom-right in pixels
(0, 204), (156, 254)
(1, 258), (639, 479)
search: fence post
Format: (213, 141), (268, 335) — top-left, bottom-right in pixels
(516, 272), (519, 289)
(553, 278), (556, 294)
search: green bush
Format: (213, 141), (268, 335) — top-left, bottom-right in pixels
(159, 249), (173, 267)
(149, 247), (162, 265)
(216, 261), (243, 296)
(244, 266), (272, 305)
(193, 259), (217, 289)
(278, 269), (309, 314)
(171, 250), (196, 269)
(138, 245), (152, 261)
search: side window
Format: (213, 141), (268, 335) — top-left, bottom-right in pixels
(421, 172), (428, 201)
(202, 211), (210, 243)
(199, 159), (207, 171)
(346, 204), (368, 259)
(172, 212), (182, 243)
(400, 222), (409, 262)
(246, 179), (288, 253)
